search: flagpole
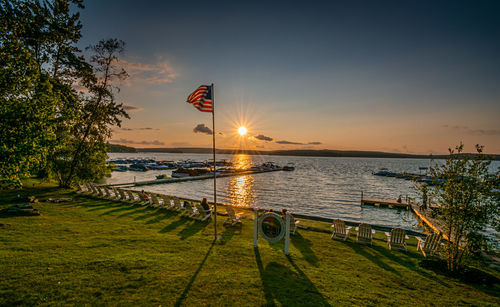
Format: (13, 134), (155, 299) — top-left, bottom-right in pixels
(211, 83), (219, 240)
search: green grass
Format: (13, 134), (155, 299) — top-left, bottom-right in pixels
(0, 182), (499, 306)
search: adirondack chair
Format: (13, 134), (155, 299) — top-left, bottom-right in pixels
(112, 187), (122, 200)
(93, 184), (105, 197)
(84, 183), (96, 195)
(288, 214), (300, 235)
(171, 197), (183, 211)
(416, 233), (441, 257)
(181, 201), (196, 217)
(331, 219), (352, 241)
(194, 203), (212, 221)
(107, 187), (119, 200)
(385, 228), (408, 251)
(101, 186), (113, 199)
(89, 183), (101, 196)
(161, 195), (174, 210)
(125, 190), (139, 203)
(137, 191), (151, 206)
(223, 206), (242, 227)
(356, 223), (375, 245)
(150, 193), (162, 208)
(76, 184), (88, 194)
(117, 189), (128, 202)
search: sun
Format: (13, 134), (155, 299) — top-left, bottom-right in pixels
(238, 126), (247, 136)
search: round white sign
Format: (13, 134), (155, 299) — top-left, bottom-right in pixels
(258, 212), (285, 243)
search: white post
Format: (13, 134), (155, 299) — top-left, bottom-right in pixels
(285, 213), (290, 255)
(253, 208), (258, 247)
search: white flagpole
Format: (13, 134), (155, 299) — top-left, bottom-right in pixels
(211, 83), (219, 240)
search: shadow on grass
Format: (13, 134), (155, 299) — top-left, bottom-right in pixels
(344, 241), (401, 276)
(343, 240), (450, 287)
(175, 242), (215, 307)
(291, 232), (318, 266)
(220, 225), (241, 244)
(145, 209), (176, 224)
(159, 217), (189, 233)
(177, 220), (210, 240)
(254, 247), (331, 306)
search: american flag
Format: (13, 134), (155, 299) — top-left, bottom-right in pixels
(186, 85), (213, 112)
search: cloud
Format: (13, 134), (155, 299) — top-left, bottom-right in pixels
(276, 140), (304, 145)
(254, 134), (273, 142)
(308, 142), (322, 145)
(193, 123), (213, 135)
(111, 138), (165, 146)
(121, 127), (158, 131)
(442, 124), (500, 136)
(123, 105), (143, 112)
(119, 58), (178, 84)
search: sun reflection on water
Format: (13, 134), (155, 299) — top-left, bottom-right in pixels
(226, 154), (256, 207)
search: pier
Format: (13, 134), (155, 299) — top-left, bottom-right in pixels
(107, 168), (284, 188)
(361, 197), (411, 209)
(410, 203), (449, 240)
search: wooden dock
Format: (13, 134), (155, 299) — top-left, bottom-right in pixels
(107, 168), (283, 188)
(410, 203), (449, 240)
(361, 197), (410, 209)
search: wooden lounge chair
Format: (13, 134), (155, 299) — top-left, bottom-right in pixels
(194, 203), (212, 221)
(331, 219), (352, 241)
(89, 183), (100, 196)
(356, 223), (375, 245)
(137, 191), (151, 206)
(100, 186), (112, 199)
(117, 189), (128, 202)
(83, 183), (96, 195)
(76, 184), (88, 194)
(125, 190), (139, 203)
(161, 195), (174, 210)
(385, 228), (408, 251)
(150, 194), (162, 208)
(170, 197), (182, 211)
(92, 184), (104, 197)
(223, 206), (242, 227)
(416, 233), (441, 257)
(181, 201), (196, 217)
(112, 187), (122, 200)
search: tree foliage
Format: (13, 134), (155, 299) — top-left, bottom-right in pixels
(421, 143), (499, 272)
(57, 38), (129, 187)
(0, 0), (128, 188)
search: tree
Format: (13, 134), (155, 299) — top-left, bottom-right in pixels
(57, 38), (129, 187)
(1, 1), (128, 188)
(0, 0), (88, 187)
(420, 143), (499, 272)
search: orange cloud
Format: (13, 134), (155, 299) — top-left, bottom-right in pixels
(119, 58), (178, 84)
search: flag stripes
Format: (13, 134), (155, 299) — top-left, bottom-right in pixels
(187, 85), (213, 112)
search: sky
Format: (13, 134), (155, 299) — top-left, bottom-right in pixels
(78, 0), (500, 154)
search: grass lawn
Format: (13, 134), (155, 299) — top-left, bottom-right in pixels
(0, 182), (499, 306)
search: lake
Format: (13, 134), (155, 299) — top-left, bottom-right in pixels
(107, 153), (500, 232)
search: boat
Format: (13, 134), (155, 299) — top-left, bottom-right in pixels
(156, 174), (169, 179)
(373, 168), (396, 176)
(129, 163), (148, 171)
(111, 165), (128, 172)
(171, 167), (210, 178)
(283, 163), (295, 171)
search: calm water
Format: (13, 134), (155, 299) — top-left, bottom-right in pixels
(107, 153), (500, 233)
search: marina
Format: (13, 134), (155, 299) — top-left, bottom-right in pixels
(108, 167), (286, 188)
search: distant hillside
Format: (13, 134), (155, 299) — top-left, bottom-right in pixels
(107, 144), (137, 153)
(127, 147), (499, 160)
